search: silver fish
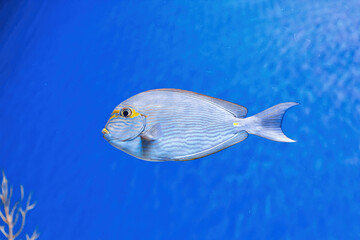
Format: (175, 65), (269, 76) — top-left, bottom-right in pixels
(102, 89), (298, 161)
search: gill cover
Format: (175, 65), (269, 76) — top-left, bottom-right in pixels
(105, 107), (146, 141)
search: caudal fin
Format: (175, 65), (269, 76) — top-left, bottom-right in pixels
(247, 102), (299, 142)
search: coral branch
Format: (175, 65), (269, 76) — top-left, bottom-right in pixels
(0, 210), (6, 223)
(26, 230), (39, 240)
(0, 225), (8, 238)
(0, 171), (38, 240)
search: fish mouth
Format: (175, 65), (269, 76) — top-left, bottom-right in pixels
(102, 127), (118, 142)
(102, 128), (110, 134)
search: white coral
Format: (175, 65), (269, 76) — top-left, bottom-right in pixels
(0, 172), (38, 240)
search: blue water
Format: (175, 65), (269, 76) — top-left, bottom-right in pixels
(1, 0), (360, 239)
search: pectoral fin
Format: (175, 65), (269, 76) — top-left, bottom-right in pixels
(141, 123), (162, 141)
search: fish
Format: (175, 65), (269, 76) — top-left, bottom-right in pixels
(102, 89), (298, 161)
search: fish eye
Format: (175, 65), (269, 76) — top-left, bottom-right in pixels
(120, 108), (132, 118)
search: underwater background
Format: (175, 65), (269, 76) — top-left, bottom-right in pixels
(1, 0), (360, 239)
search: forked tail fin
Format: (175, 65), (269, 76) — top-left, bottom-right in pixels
(247, 102), (299, 142)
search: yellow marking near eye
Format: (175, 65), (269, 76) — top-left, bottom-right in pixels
(108, 108), (142, 120)
(129, 109), (141, 118)
(233, 123), (239, 126)
(108, 110), (121, 120)
(109, 115), (117, 120)
(102, 128), (109, 134)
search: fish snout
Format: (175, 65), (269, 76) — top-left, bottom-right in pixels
(102, 128), (110, 135)
(102, 127), (113, 141)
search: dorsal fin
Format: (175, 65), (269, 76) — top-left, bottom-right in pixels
(148, 89), (248, 118)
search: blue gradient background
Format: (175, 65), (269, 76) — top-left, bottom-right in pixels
(1, 0), (360, 239)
